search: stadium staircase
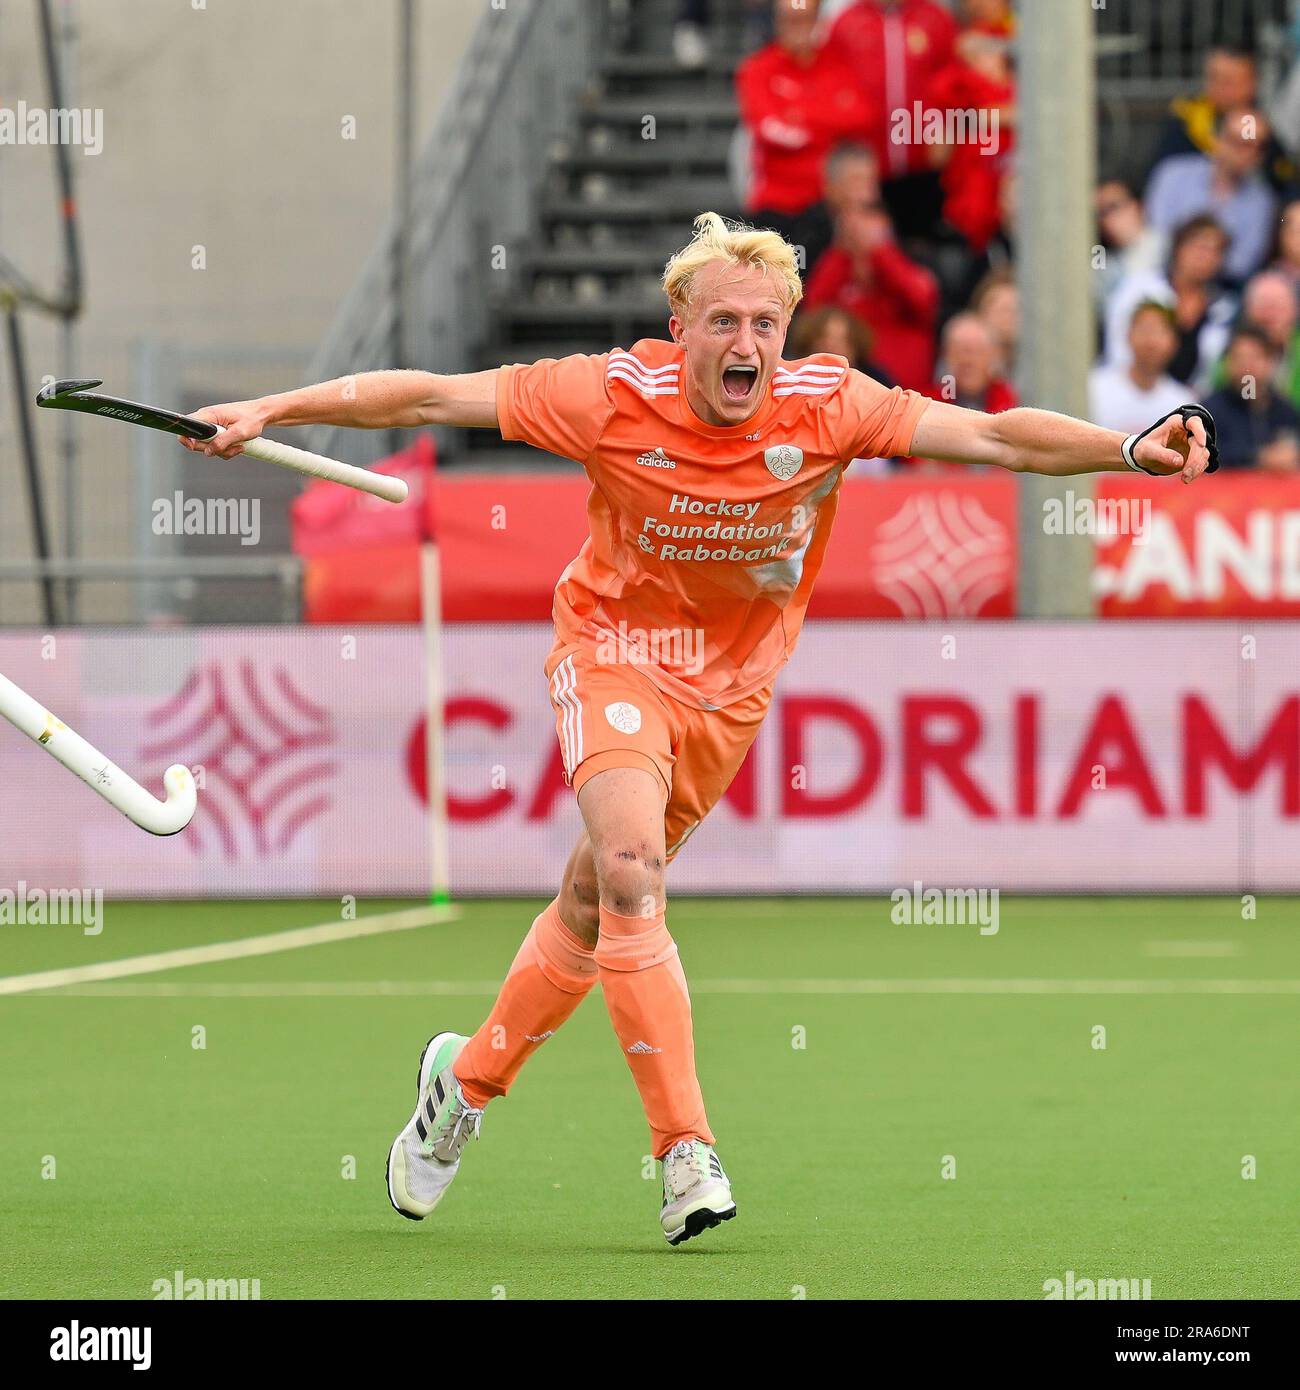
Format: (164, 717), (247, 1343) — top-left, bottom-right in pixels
(466, 0), (754, 467)
(306, 0), (751, 472)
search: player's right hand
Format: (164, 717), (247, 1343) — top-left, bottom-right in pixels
(180, 401), (269, 460)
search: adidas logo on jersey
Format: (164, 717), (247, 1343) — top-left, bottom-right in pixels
(626, 1040), (663, 1055)
(636, 447), (678, 469)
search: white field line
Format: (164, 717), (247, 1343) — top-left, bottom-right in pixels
(24, 976), (1300, 999)
(0, 905), (460, 997)
(1143, 940), (1241, 958)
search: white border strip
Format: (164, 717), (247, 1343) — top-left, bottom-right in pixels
(0, 904), (460, 997)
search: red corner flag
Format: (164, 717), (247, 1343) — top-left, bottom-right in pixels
(290, 435), (435, 622)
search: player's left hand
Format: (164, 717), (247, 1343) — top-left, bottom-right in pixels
(1129, 404), (1219, 484)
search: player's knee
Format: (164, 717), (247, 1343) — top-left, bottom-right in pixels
(559, 865), (601, 945)
(593, 842), (664, 918)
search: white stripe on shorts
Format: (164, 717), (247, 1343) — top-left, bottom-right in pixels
(551, 655), (583, 775)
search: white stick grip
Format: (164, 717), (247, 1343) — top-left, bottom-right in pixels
(242, 437), (409, 503)
(0, 671), (197, 837)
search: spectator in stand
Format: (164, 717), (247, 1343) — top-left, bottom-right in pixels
(1202, 325), (1300, 472)
(787, 304), (898, 387)
(1149, 44), (1295, 194)
(1093, 177), (1168, 317)
(1145, 107), (1278, 286)
(1209, 271), (1300, 409)
(826, 0), (958, 239)
(737, 0), (872, 261)
(969, 265), (1018, 378)
(792, 142), (884, 277)
(927, 312), (1016, 412)
(924, 13), (1016, 254)
(788, 305), (900, 473)
(1088, 301), (1189, 434)
(802, 196), (940, 389)
(943, 165), (1014, 322)
(1104, 214), (1237, 391)
(674, 0), (712, 67)
(1268, 197), (1300, 299)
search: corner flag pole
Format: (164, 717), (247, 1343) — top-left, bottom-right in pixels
(419, 465), (451, 907)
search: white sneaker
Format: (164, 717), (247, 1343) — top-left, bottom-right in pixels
(660, 1139), (735, 1245)
(385, 1031), (483, 1220)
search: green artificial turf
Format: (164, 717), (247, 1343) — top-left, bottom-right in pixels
(1, 896), (1296, 1299)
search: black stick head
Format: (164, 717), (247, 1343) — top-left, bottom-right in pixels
(36, 378), (105, 407)
(31, 379), (216, 440)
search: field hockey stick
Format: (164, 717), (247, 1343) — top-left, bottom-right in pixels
(36, 378), (408, 504)
(0, 670), (197, 836)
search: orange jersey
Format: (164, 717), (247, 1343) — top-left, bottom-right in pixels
(495, 339), (929, 708)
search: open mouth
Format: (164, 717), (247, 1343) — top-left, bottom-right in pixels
(721, 365), (758, 402)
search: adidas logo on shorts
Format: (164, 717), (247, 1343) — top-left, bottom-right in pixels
(626, 1040), (662, 1055)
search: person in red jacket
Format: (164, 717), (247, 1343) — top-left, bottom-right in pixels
(925, 23), (1016, 252)
(826, 0), (958, 237)
(737, 0), (874, 241)
(802, 197), (940, 388)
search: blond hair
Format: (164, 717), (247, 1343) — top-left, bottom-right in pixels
(662, 211), (803, 320)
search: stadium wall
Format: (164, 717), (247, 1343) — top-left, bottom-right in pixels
(0, 0), (478, 624)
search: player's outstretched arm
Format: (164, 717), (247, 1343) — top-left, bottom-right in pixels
(909, 398), (1215, 485)
(182, 368), (500, 459)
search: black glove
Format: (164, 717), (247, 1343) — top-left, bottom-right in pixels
(1122, 403), (1220, 476)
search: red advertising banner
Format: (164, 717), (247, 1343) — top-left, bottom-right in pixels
(811, 474), (1017, 618)
(293, 467), (1018, 623)
(1096, 473), (1300, 617)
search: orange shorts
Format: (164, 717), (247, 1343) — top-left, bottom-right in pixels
(545, 640), (772, 860)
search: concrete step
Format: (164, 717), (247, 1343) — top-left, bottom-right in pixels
(476, 339), (609, 371)
(579, 94), (739, 128)
(494, 295), (674, 334)
(517, 245), (677, 276)
(553, 137), (734, 175)
(601, 53), (740, 81)
(539, 185), (739, 231)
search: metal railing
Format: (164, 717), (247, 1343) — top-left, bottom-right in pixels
(0, 557), (302, 625)
(305, 0), (609, 470)
(1095, 0), (1293, 102)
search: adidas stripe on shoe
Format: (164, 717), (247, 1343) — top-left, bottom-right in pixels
(660, 1139), (736, 1246)
(385, 1031), (483, 1221)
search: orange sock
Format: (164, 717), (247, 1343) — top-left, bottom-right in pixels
(453, 898), (597, 1109)
(594, 903), (714, 1158)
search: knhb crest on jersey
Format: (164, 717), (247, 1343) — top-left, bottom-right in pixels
(764, 444), (803, 480)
